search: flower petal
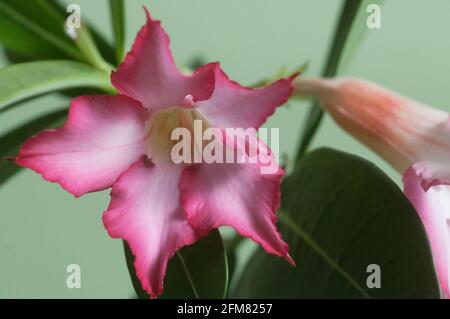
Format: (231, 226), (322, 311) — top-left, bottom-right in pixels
(180, 138), (293, 264)
(403, 167), (450, 298)
(103, 158), (198, 298)
(111, 8), (215, 110)
(16, 95), (147, 197)
(196, 65), (295, 129)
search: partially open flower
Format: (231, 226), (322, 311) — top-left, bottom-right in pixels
(295, 77), (450, 298)
(16, 8), (296, 297)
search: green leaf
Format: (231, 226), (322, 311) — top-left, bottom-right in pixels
(338, 0), (384, 74)
(0, 0), (80, 60)
(234, 148), (440, 298)
(46, 0), (116, 66)
(124, 230), (229, 299)
(109, 0), (126, 64)
(0, 0), (115, 67)
(223, 234), (244, 293)
(0, 108), (67, 188)
(123, 241), (149, 299)
(0, 61), (114, 113)
(295, 0), (382, 161)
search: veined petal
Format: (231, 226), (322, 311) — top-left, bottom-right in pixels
(196, 65), (296, 130)
(180, 136), (293, 264)
(103, 158), (198, 298)
(16, 95), (147, 197)
(403, 167), (450, 298)
(111, 8), (215, 110)
(295, 78), (450, 188)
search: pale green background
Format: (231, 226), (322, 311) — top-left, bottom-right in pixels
(1, 0), (450, 298)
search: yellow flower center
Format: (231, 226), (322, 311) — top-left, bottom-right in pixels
(147, 107), (210, 162)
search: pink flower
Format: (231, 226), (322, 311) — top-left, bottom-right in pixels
(15, 8), (296, 297)
(295, 77), (450, 298)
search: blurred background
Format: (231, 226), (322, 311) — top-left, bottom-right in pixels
(1, 0), (450, 298)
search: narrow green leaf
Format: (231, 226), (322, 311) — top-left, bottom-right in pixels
(0, 0), (80, 60)
(74, 25), (114, 71)
(294, 100), (323, 160)
(0, 61), (115, 113)
(294, 0), (381, 161)
(125, 230), (229, 299)
(234, 148), (440, 298)
(0, 163), (21, 190)
(223, 234), (244, 291)
(338, 0), (384, 74)
(109, 0), (126, 64)
(39, 0), (116, 66)
(32, 0), (112, 71)
(0, 108), (67, 187)
(0, 0), (116, 67)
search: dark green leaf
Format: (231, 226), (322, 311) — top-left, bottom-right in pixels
(124, 230), (229, 299)
(234, 148), (440, 298)
(223, 234), (243, 291)
(0, 0), (116, 66)
(48, 0), (116, 66)
(0, 108), (67, 187)
(0, 0), (80, 60)
(0, 60), (114, 113)
(123, 241), (150, 299)
(0, 163), (21, 190)
(109, 0), (125, 64)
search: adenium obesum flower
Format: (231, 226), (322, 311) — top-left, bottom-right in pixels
(295, 77), (450, 298)
(15, 9), (297, 297)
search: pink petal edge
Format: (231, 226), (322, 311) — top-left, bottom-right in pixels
(179, 135), (294, 266)
(103, 157), (199, 297)
(111, 7), (216, 110)
(196, 65), (297, 130)
(16, 95), (148, 197)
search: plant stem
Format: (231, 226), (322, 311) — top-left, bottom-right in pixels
(294, 0), (362, 163)
(75, 26), (114, 72)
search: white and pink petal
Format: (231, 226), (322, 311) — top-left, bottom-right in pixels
(111, 8), (216, 110)
(16, 95), (148, 197)
(103, 158), (199, 297)
(196, 65), (296, 130)
(180, 137), (293, 264)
